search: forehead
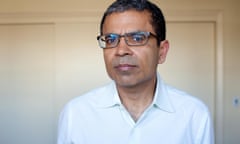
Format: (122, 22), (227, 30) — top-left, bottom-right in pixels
(102, 10), (153, 34)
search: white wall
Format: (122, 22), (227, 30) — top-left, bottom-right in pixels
(0, 0), (239, 144)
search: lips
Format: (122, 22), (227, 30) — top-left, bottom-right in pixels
(115, 64), (137, 71)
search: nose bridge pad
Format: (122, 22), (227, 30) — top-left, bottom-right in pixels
(118, 35), (128, 47)
(124, 36), (129, 46)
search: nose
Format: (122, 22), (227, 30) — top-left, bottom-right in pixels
(115, 37), (133, 56)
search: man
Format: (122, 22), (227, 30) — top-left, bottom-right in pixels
(57, 0), (214, 144)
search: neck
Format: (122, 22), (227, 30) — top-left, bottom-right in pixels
(117, 77), (157, 122)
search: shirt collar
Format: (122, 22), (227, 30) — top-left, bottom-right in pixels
(152, 73), (175, 113)
(97, 73), (175, 113)
(96, 82), (121, 108)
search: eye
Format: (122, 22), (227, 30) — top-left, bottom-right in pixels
(105, 34), (118, 44)
(130, 33), (146, 43)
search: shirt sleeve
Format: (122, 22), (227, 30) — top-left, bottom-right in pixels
(195, 110), (215, 144)
(57, 104), (72, 144)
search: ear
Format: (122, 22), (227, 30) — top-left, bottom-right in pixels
(158, 40), (169, 64)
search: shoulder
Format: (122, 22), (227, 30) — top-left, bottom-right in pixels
(166, 85), (209, 114)
(62, 82), (115, 112)
(156, 74), (209, 114)
(165, 85), (213, 132)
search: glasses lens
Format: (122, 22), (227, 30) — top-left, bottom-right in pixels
(126, 32), (148, 46)
(98, 34), (119, 48)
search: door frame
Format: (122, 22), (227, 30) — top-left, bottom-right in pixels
(0, 10), (223, 144)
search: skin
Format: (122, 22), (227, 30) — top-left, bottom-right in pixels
(102, 10), (169, 121)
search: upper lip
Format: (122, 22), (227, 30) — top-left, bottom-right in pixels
(115, 64), (136, 68)
(115, 63), (136, 67)
(114, 64), (137, 71)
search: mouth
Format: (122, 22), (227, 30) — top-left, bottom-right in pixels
(114, 64), (137, 72)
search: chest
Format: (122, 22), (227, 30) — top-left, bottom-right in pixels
(70, 107), (194, 144)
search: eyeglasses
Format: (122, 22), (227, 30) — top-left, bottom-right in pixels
(97, 31), (158, 49)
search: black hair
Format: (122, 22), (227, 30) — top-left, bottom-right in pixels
(99, 0), (166, 45)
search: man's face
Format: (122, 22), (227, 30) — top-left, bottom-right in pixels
(102, 10), (168, 88)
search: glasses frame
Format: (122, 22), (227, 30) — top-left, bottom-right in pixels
(97, 31), (158, 49)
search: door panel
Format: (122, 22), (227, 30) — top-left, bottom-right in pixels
(0, 24), (55, 144)
(158, 22), (215, 118)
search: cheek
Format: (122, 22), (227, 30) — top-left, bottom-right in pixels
(135, 47), (160, 68)
(143, 56), (159, 71)
(103, 49), (112, 61)
(103, 51), (114, 72)
(103, 52), (110, 67)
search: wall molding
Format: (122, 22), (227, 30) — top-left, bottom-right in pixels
(0, 10), (224, 144)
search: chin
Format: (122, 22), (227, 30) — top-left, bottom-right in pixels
(115, 79), (140, 88)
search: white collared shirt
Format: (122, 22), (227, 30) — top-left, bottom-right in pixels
(57, 74), (214, 144)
